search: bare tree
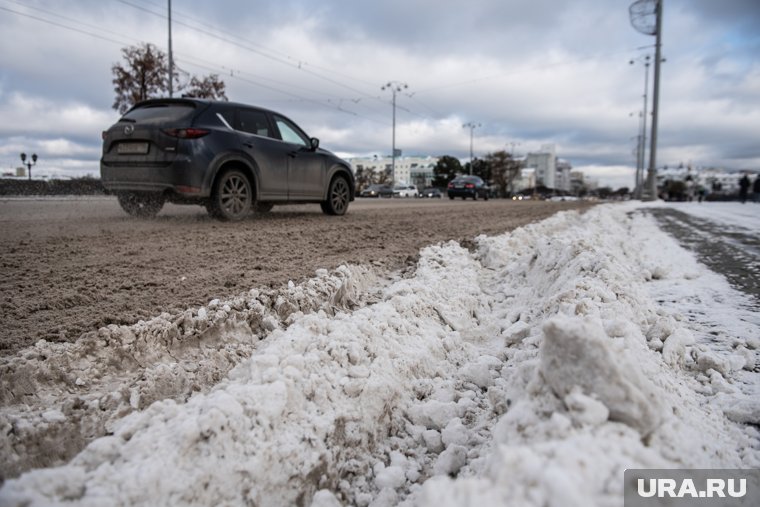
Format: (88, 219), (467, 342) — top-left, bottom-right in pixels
(183, 74), (228, 100)
(487, 150), (522, 197)
(112, 43), (228, 113)
(112, 43), (167, 114)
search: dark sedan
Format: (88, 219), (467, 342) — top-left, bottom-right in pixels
(359, 184), (393, 198)
(447, 176), (489, 200)
(420, 187), (443, 198)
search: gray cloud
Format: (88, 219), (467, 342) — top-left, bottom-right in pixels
(0, 0), (758, 185)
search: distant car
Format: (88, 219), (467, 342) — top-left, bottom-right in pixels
(393, 184), (419, 198)
(420, 187), (443, 198)
(101, 98), (355, 220)
(359, 184), (393, 198)
(447, 175), (489, 200)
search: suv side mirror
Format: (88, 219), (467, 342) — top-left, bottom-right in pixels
(310, 137), (320, 151)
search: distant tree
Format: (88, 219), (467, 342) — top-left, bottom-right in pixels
(597, 186), (613, 199)
(183, 74), (228, 100)
(112, 43), (227, 114)
(486, 150), (522, 197)
(470, 158), (492, 182)
(354, 167), (374, 192)
(112, 43), (167, 114)
(431, 155), (463, 188)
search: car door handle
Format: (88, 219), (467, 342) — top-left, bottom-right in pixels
(288, 151), (299, 158)
(243, 142), (254, 148)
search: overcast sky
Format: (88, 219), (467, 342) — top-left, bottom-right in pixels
(1, 0), (758, 189)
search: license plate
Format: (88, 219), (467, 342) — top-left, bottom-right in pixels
(455, 184), (464, 188)
(117, 142), (149, 155)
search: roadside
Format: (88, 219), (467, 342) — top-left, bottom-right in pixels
(647, 203), (760, 308)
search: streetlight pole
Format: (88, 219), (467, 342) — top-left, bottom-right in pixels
(630, 54), (650, 199)
(381, 81), (408, 186)
(168, 0), (173, 97)
(647, 0), (663, 200)
(463, 122), (481, 174)
(19, 152), (38, 181)
(629, 0), (665, 200)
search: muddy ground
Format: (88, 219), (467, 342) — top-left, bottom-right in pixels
(0, 197), (592, 356)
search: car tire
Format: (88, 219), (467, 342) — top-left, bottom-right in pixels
(484, 193), (489, 201)
(117, 192), (164, 218)
(322, 175), (350, 215)
(208, 168), (253, 221)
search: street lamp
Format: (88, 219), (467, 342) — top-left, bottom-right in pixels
(629, 0), (664, 200)
(381, 81), (408, 186)
(630, 54), (650, 199)
(462, 122), (481, 174)
(20, 152), (38, 181)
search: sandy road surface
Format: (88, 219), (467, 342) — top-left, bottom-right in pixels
(0, 197), (592, 356)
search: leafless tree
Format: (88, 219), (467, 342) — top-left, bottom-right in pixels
(112, 43), (227, 114)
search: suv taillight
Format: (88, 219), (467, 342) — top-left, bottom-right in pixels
(163, 128), (210, 139)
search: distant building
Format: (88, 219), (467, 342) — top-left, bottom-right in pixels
(657, 166), (757, 195)
(522, 145), (576, 192)
(16, 166), (26, 178)
(513, 168), (536, 193)
(525, 144), (557, 189)
(347, 155), (439, 187)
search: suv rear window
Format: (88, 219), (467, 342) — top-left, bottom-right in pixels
(122, 102), (196, 123)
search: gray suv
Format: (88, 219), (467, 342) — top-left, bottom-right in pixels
(101, 98), (355, 220)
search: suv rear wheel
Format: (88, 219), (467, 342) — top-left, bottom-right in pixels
(208, 169), (253, 221)
(117, 192), (165, 218)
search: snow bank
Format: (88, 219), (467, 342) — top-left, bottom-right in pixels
(1, 203), (758, 507)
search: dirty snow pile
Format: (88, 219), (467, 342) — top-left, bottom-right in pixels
(1, 202), (758, 506)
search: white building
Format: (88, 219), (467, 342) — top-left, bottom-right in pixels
(522, 145), (575, 192)
(524, 144), (557, 190)
(513, 168), (536, 193)
(347, 156), (439, 187)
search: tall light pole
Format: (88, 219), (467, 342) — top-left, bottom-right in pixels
(381, 81), (408, 186)
(168, 0), (174, 97)
(20, 152), (38, 181)
(647, 0), (663, 200)
(463, 122), (481, 174)
(630, 0), (664, 200)
(630, 54), (650, 199)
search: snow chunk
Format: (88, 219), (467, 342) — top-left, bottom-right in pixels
(564, 388), (609, 427)
(540, 317), (662, 436)
(433, 445), (467, 476)
(661, 328), (695, 368)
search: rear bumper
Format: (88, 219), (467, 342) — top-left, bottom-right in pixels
(100, 158), (210, 197)
(448, 189), (477, 198)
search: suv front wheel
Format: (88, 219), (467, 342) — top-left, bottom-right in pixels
(321, 175), (350, 215)
(208, 168), (253, 221)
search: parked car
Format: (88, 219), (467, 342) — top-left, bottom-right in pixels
(100, 98), (355, 220)
(393, 184), (419, 198)
(359, 184), (393, 198)
(447, 175), (490, 200)
(420, 187), (443, 198)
